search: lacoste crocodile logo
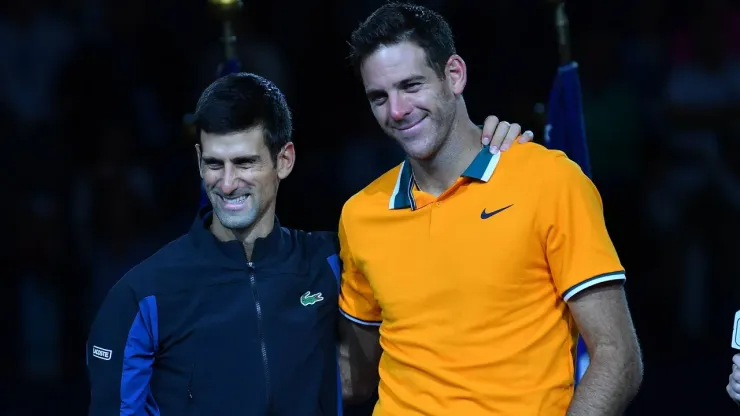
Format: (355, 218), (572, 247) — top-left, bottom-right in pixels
(300, 291), (324, 306)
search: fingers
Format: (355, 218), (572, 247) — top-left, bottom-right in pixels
(729, 375), (740, 402)
(488, 121), (512, 154)
(480, 116), (499, 146)
(499, 123), (522, 152)
(733, 367), (740, 383)
(518, 130), (535, 144)
(728, 357), (740, 404)
(479, 115), (534, 154)
(728, 383), (737, 401)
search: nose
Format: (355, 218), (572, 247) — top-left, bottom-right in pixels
(389, 93), (413, 122)
(220, 165), (238, 194)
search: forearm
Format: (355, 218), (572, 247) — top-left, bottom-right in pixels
(567, 346), (643, 416)
(339, 342), (367, 403)
(338, 318), (381, 404)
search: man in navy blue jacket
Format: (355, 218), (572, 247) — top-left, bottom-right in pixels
(87, 73), (344, 415)
(86, 72), (531, 415)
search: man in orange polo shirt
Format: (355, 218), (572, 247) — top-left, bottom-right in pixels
(338, 3), (643, 415)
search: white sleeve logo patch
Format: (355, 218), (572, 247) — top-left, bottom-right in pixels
(92, 345), (112, 361)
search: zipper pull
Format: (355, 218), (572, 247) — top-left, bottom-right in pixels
(248, 261), (254, 269)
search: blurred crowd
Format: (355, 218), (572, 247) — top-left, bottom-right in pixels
(2, 0), (740, 414)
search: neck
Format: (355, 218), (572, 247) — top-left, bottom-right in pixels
(409, 102), (481, 197)
(210, 206), (276, 259)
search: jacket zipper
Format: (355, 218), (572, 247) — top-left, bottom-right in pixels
(248, 261), (271, 405)
(187, 364), (194, 400)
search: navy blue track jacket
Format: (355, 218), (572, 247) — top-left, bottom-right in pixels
(86, 208), (342, 415)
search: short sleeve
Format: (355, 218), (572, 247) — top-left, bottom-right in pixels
(542, 154), (626, 302)
(337, 213), (382, 326)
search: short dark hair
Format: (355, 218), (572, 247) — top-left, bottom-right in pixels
(192, 73), (292, 162)
(348, 2), (456, 79)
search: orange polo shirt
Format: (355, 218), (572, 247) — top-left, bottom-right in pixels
(338, 142), (625, 415)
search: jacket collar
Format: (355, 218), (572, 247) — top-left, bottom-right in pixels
(188, 206), (287, 268)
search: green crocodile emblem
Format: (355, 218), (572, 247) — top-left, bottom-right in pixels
(300, 291), (324, 306)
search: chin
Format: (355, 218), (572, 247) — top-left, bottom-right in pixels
(213, 207), (259, 230)
(399, 136), (440, 161)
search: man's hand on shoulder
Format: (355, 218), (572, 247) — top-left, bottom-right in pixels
(480, 115), (534, 154)
(727, 354), (740, 405)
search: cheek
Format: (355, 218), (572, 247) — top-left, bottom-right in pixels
(423, 90), (443, 108)
(202, 171), (220, 186)
(428, 93), (453, 117)
(372, 106), (388, 125)
(249, 170), (279, 191)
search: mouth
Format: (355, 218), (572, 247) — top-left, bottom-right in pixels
(217, 194), (250, 210)
(395, 116), (427, 133)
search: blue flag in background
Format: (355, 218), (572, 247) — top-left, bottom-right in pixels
(199, 57), (242, 209)
(544, 62), (590, 177)
(543, 61), (590, 386)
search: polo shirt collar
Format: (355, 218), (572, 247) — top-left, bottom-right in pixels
(388, 145), (501, 210)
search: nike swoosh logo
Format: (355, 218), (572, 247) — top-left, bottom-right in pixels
(481, 204), (513, 219)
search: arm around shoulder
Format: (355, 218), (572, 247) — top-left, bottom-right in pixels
(87, 277), (159, 415)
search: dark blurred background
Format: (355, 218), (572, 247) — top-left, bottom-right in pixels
(3, 0), (740, 414)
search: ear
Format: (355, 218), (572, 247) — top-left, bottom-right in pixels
(445, 54), (467, 96)
(276, 142), (296, 180)
(195, 144), (204, 179)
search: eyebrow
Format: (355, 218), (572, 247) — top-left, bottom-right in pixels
(201, 155), (261, 164)
(365, 75), (426, 97)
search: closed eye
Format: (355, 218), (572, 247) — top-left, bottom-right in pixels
(367, 92), (387, 106)
(202, 158), (223, 169)
(403, 82), (422, 92)
(201, 156), (260, 169)
(232, 156), (260, 166)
